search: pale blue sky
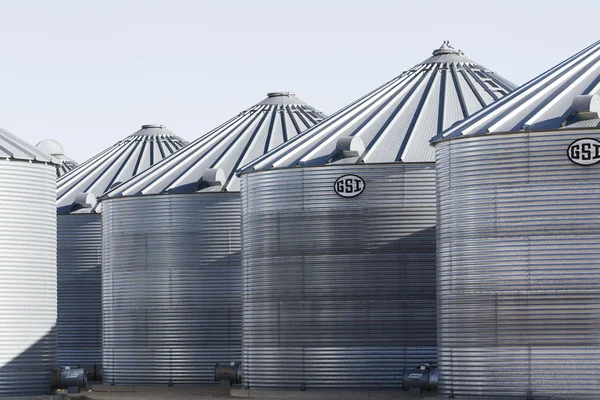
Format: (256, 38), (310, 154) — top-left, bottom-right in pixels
(0, 0), (598, 162)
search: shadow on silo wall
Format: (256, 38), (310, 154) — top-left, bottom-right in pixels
(0, 328), (56, 397)
(102, 245), (241, 386)
(242, 226), (437, 390)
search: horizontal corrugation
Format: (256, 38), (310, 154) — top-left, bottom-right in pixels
(0, 160), (56, 396)
(436, 129), (600, 399)
(101, 94), (326, 198)
(57, 214), (102, 369)
(102, 193), (241, 385)
(435, 39), (600, 142)
(241, 164), (437, 390)
(241, 44), (514, 172)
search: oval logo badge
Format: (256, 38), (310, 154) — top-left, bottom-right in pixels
(568, 138), (600, 166)
(334, 175), (365, 198)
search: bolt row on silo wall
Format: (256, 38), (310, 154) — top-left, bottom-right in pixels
(241, 164), (436, 390)
(0, 161), (57, 396)
(57, 214), (102, 370)
(436, 130), (600, 399)
(102, 193), (241, 386)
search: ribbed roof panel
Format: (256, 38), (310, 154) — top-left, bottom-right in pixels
(433, 40), (600, 142)
(57, 125), (187, 214)
(240, 42), (515, 173)
(0, 128), (56, 163)
(101, 93), (326, 198)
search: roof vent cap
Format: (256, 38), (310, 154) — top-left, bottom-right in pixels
(432, 40), (462, 56)
(336, 137), (365, 158)
(267, 92), (294, 98)
(202, 168), (226, 186)
(73, 192), (97, 209)
(572, 94), (600, 120)
(141, 124), (165, 129)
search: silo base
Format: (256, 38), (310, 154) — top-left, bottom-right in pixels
(0, 395), (66, 400)
(231, 389), (435, 399)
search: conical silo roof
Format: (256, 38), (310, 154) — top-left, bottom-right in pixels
(0, 127), (57, 163)
(101, 92), (326, 198)
(239, 42), (516, 173)
(57, 125), (187, 214)
(36, 139), (79, 177)
(432, 40), (600, 142)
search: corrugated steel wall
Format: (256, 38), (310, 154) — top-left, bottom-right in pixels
(436, 129), (600, 399)
(102, 193), (241, 385)
(57, 214), (102, 370)
(241, 164), (436, 390)
(0, 160), (56, 396)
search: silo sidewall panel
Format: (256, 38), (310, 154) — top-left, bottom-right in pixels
(57, 214), (102, 370)
(0, 161), (56, 396)
(241, 164), (437, 390)
(102, 193), (241, 385)
(437, 130), (600, 398)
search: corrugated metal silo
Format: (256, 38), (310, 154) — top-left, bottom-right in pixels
(237, 43), (516, 391)
(432, 40), (600, 399)
(99, 93), (326, 386)
(56, 125), (187, 375)
(36, 139), (79, 177)
(0, 127), (58, 396)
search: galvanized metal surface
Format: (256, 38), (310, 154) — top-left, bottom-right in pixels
(241, 164), (437, 390)
(36, 139), (79, 177)
(102, 93), (326, 198)
(56, 157), (78, 177)
(436, 129), (600, 399)
(0, 127), (56, 162)
(57, 214), (102, 369)
(0, 160), (57, 396)
(240, 43), (515, 173)
(57, 125), (187, 214)
(102, 193), (241, 385)
(433, 39), (600, 142)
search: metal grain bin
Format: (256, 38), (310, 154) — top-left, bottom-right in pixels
(36, 139), (79, 177)
(0, 128), (58, 396)
(56, 125), (187, 373)
(238, 43), (515, 392)
(99, 93), (326, 386)
(432, 40), (600, 399)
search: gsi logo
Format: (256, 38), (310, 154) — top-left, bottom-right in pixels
(568, 138), (600, 166)
(334, 175), (365, 198)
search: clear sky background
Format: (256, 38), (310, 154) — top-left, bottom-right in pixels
(0, 0), (598, 162)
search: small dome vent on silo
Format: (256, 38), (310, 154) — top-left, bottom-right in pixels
(36, 139), (79, 177)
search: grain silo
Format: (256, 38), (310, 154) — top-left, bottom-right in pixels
(36, 139), (79, 177)
(0, 127), (58, 396)
(431, 40), (600, 399)
(237, 43), (515, 393)
(99, 92), (326, 386)
(56, 125), (187, 377)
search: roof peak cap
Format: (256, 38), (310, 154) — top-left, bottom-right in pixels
(432, 41), (463, 56)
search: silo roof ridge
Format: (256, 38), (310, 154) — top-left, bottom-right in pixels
(99, 92), (326, 199)
(0, 127), (59, 164)
(56, 124), (188, 214)
(239, 42), (516, 173)
(432, 39), (600, 142)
